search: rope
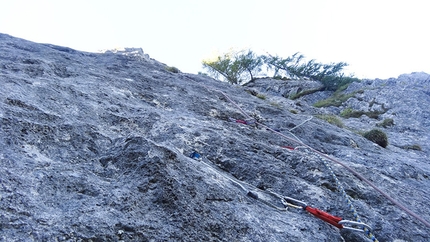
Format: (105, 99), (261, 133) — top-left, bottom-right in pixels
(289, 116), (313, 132)
(192, 150), (377, 236)
(226, 93), (430, 229)
(188, 151), (287, 211)
(260, 111), (430, 229)
(190, 150), (373, 233)
(312, 150), (379, 241)
(181, 74), (430, 229)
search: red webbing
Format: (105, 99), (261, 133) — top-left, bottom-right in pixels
(235, 119), (247, 124)
(305, 206), (343, 229)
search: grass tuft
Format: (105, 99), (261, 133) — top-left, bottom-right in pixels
(315, 114), (344, 128)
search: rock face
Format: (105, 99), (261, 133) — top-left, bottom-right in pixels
(1, 33), (429, 241)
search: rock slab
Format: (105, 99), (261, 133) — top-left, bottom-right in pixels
(1, 33), (430, 241)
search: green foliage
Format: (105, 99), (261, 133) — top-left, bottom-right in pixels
(273, 75), (290, 81)
(245, 89), (267, 100)
(245, 89), (258, 96)
(340, 108), (365, 118)
(313, 92), (356, 108)
(340, 108), (354, 118)
(165, 66), (180, 73)
(202, 50), (359, 89)
(336, 83), (351, 92)
(401, 144), (422, 151)
(202, 52), (242, 84)
(376, 118), (394, 128)
(290, 109), (298, 114)
(319, 75), (359, 91)
(315, 114), (344, 128)
(237, 50), (263, 81)
(340, 107), (387, 119)
(363, 129), (388, 148)
(256, 94), (266, 100)
(262, 53), (357, 91)
(202, 49), (263, 84)
(261, 52), (305, 78)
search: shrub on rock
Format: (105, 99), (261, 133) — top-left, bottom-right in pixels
(363, 129), (388, 148)
(376, 118), (394, 128)
(315, 114), (344, 128)
(166, 66), (180, 73)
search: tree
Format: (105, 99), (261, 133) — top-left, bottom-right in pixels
(236, 50), (263, 81)
(202, 49), (263, 84)
(263, 53), (354, 91)
(202, 52), (242, 84)
(202, 49), (359, 90)
(262, 52), (305, 78)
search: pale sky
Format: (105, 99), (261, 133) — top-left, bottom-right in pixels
(1, 0), (428, 79)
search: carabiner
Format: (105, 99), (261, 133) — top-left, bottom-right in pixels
(282, 196), (308, 208)
(339, 220), (373, 232)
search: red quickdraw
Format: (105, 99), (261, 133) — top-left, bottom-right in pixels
(229, 117), (256, 125)
(281, 145), (295, 150)
(282, 197), (372, 232)
(305, 206), (343, 229)
(305, 206), (373, 232)
(235, 119), (247, 124)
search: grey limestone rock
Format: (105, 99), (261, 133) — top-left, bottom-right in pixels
(1, 33), (430, 241)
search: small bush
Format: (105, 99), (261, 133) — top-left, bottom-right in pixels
(315, 115), (344, 128)
(246, 89), (266, 100)
(290, 109), (298, 114)
(320, 76), (359, 92)
(256, 94), (266, 100)
(365, 111), (381, 119)
(245, 89), (259, 96)
(377, 118), (394, 128)
(401, 144), (422, 151)
(363, 129), (388, 148)
(273, 75), (290, 81)
(166, 66), (180, 73)
(340, 108), (364, 118)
